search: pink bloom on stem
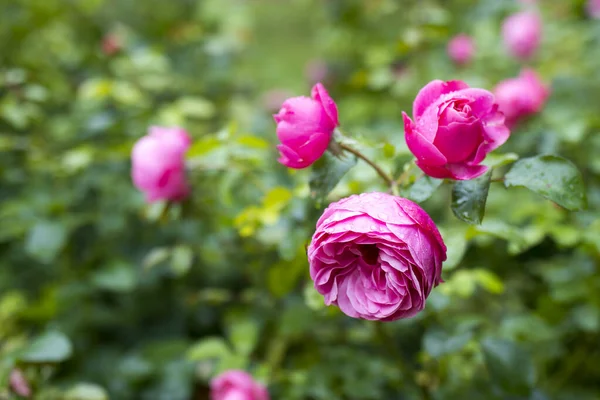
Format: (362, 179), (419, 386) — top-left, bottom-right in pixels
(210, 370), (269, 400)
(587, 0), (600, 18)
(131, 126), (191, 203)
(307, 192), (447, 321)
(273, 83), (339, 169)
(494, 69), (550, 127)
(502, 11), (542, 60)
(447, 34), (475, 65)
(10, 369), (31, 398)
(403, 80), (510, 180)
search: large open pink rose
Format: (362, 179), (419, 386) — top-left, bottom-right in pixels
(307, 192), (447, 321)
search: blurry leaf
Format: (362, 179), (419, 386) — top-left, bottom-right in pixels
(472, 269), (504, 294)
(304, 283), (326, 311)
(451, 170), (491, 225)
(423, 329), (472, 359)
(482, 338), (535, 396)
(438, 226), (467, 271)
(144, 201), (168, 222)
(407, 175), (443, 203)
(171, 245), (194, 276)
(92, 263), (136, 292)
(309, 151), (357, 206)
(178, 97), (216, 119)
(236, 135), (269, 149)
(504, 155), (587, 211)
(24, 221), (67, 263)
(20, 331), (73, 364)
(268, 261), (303, 298)
(382, 142), (395, 158)
(227, 316), (259, 356)
(187, 136), (222, 157)
(187, 337), (232, 361)
(262, 187), (292, 210)
(482, 152), (518, 168)
(65, 383), (108, 400)
(143, 247), (171, 270)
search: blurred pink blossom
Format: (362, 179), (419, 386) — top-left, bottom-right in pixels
(210, 370), (269, 400)
(10, 369), (31, 398)
(494, 69), (549, 127)
(587, 0), (600, 18)
(447, 34), (475, 65)
(502, 11), (542, 60)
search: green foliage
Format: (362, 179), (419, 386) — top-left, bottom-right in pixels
(0, 0), (599, 399)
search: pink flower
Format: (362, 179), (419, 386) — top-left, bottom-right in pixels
(102, 34), (121, 56)
(9, 369), (31, 398)
(494, 69), (549, 127)
(307, 192), (447, 321)
(131, 126), (191, 202)
(587, 0), (600, 18)
(273, 83), (339, 169)
(502, 11), (542, 60)
(447, 34), (475, 65)
(210, 370), (269, 400)
(402, 80), (510, 180)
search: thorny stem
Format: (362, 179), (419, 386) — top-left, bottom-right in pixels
(338, 142), (395, 189)
(374, 323), (432, 400)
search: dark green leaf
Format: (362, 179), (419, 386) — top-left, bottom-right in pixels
(20, 331), (73, 364)
(406, 175), (443, 203)
(481, 338), (535, 396)
(504, 155), (587, 211)
(309, 151), (357, 207)
(451, 170), (492, 225)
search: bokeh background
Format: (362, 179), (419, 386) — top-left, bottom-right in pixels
(1, 0), (599, 399)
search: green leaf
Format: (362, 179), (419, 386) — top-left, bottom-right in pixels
(91, 262), (136, 292)
(24, 221), (68, 263)
(65, 383), (109, 400)
(187, 337), (232, 361)
(504, 155), (587, 211)
(451, 170), (492, 225)
(482, 152), (518, 168)
(438, 226), (467, 270)
(171, 245), (194, 276)
(309, 151), (357, 207)
(423, 329), (472, 359)
(481, 338), (535, 396)
(226, 316), (259, 356)
(406, 175), (443, 203)
(20, 331), (73, 364)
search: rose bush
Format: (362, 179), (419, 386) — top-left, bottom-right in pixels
(307, 192), (447, 321)
(402, 80), (510, 180)
(273, 83), (338, 169)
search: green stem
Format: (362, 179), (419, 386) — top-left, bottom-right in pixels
(338, 142), (395, 188)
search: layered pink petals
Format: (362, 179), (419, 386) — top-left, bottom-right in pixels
(494, 69), (550, 127)
(404, 80), (510, 180)
(307, 193), (447, 321)
(210, 370), (269, 400)
(273, 83), (338, 169)
(131, 126), (191, 202)
(502, 11), (542, 60)
(447, 34), (475, 65)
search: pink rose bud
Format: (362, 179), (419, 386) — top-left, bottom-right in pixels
(587, 0), (600, 18)
(403, 80), (510, 180)
(494, 69), (550, 127)
(308, 192), (447, 321)
(9, 369), (31, 398)
(502, 11), (542, 60)
(273, 83), (339, 169)
(210, 370), (270, 400)
(131, 126), (191, 202)
(447, 34), (475, 65)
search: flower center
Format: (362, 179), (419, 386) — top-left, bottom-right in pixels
(358, 244), (380, 265)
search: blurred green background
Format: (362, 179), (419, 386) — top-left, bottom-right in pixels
(1, 0), (599, 399)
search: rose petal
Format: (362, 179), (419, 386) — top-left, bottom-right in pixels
(311, 82), (339, 127)
(404, 113), (447, 167)
(413, 80), (469, 119)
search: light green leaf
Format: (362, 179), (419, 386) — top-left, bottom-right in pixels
(407, 175), (443, 203)
(91, 263), (136, 292)
(227, 316), (259, 356)
(504, 155), (587, 211)
(171, 245), (194, 276)
(187, 337), (232, 361)
(25, 222), (68, 263)
(483, 152), (519, 168)
(65, 383), (109, 400)
(20, 331), (73, 364)
(451, 170), (492, 225)
(309, 151), (357, 207)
